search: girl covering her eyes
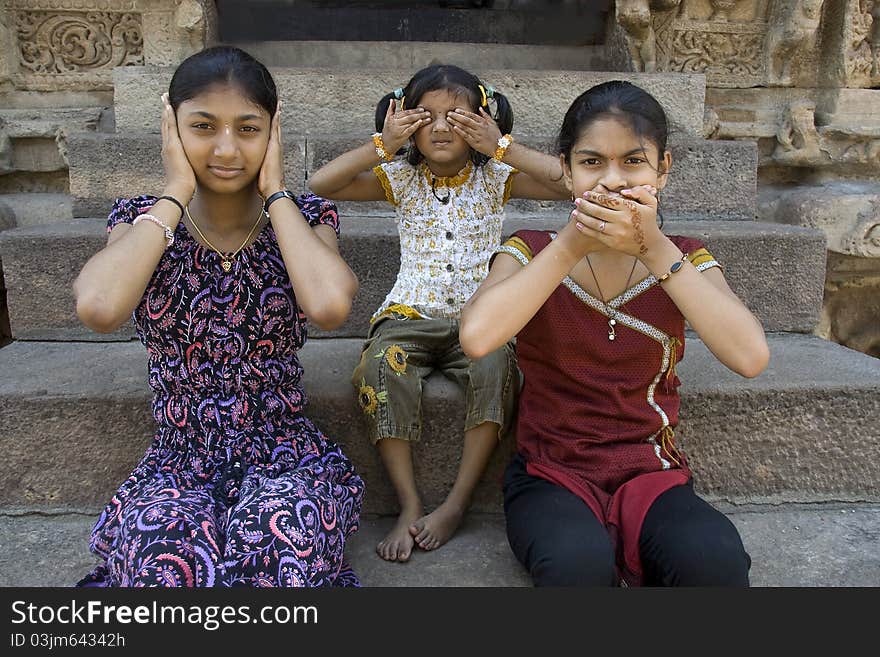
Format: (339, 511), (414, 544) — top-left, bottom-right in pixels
(309, 63), (570, 563)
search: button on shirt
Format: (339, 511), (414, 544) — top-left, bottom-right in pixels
(372, 158), (517, 320)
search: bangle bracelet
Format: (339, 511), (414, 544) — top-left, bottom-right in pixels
(132, 213), (174, 247)
(494, 134), (513, 162)
(263, 189), (296, 215)
(156, 195), (185, 217)
(656, 253), (689, 283)
(372, 133), (393, 161)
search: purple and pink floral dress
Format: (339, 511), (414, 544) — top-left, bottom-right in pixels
(77, 193), (365, 587)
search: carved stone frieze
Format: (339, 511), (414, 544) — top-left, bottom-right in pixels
(10, 5), (143, 90)
(3, 1), (216, 91)
(772, 99), (827, 166)
(765, 0), (825, 86)
(615, 0), (683, 72)
(845, 0), (875, 85)
(705, 87), (880, 174)
(819, 252), (880, 358)
(663, 17), (766, 86)
(141, 0), (217, 66)
(612, 0), (775, 85)
(613, 0), (859, 88)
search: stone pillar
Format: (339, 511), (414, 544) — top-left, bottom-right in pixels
(820, 0), (878, 88)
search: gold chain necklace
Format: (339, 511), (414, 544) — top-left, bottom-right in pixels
(585, 254), (638, 341)
(184, 203), (264, 272)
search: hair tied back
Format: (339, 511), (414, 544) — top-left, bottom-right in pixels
(392, 86), (406, 109)
(477, 84), (488, 108)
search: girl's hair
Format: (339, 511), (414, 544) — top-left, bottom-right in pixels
(168, 45), (278, 117)
(375, 64), (513, 167)
(556, 80), (668, 166)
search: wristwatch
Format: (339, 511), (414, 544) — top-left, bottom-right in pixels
(263, 189), (296, 215)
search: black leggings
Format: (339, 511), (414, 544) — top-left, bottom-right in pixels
(503, 455), (751, 587)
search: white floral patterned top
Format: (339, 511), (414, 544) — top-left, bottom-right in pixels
(372, 158), (517, 320)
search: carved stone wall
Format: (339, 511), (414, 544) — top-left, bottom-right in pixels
(613, 0), (880, 358)
(0, 0), (217, 93)
(0, 1), (217, 202)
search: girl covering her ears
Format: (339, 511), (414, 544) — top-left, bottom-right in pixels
(73, 46), (364, 587)
(308, 63), (570, 563)
(459, 80), (769, 586)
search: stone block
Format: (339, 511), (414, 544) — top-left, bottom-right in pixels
(0, 219), (824, 341)
(68, 131), (756, 221)
(238, 40), (607, 71)
(113, 67), (707, 138)
(761, 181), (880, 258)
(0, 193), (72, 228)
(3, 505), (880, 586)
(68, 132), (307, 218)
(1, 334), (878, 514)
(308, 135), (758, 222)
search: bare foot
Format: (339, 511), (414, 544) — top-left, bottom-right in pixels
(376, 505), (422, 562)
(409, 501), (465, 551)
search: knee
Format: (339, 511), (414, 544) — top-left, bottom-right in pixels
(119, 518), (222, 587)
(677, 530), (751, 586)
(529, 540), (617, 587)
(645, 523), (751, 587)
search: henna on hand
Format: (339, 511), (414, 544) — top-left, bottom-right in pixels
(627, 200), (649, 255)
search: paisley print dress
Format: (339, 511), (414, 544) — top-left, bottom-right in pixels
(77, 194), (365, 587)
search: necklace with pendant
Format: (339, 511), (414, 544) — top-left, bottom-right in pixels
(185, 202), (264, 273)
(585, 253), (638, 341)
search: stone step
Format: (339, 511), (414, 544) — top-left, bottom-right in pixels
(111, 67), (707, 138)
(0, 219), (824, 341)
(760, 181), (880, 259)
(2, 504), (878, 586)
(68, 131), (756, 222)
(0, 193), (72, 229)
(0, 333), (877, 516)
(232, 40), (608, 71)
(217, 1), (608, 46)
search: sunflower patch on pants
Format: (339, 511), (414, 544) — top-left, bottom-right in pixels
(351, 314), (520, 444)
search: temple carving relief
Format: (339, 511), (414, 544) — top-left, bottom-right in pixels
(1, 0), (216, 91)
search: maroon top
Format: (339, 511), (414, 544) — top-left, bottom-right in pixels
(497, 229), (721, 584)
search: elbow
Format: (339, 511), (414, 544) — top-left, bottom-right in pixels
(307, 277), (358, 331)
(308, 301), (352, 331)
(459, 315), (491, 360)
(736, 340), (770, 379)
(75, 295), (126, 334)
(73, 277), (127, 333)
(306, 174), (331, 197)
